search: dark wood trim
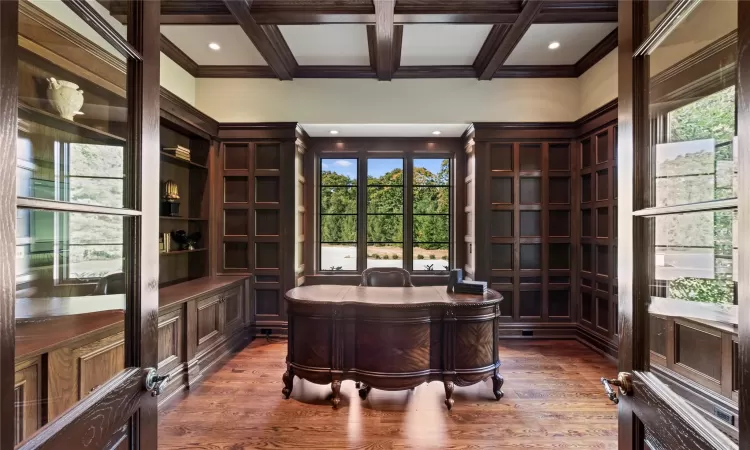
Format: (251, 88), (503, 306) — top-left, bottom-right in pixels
(471, 122), (577, 140)
(575, 28), (617, 76)
(107, 1), (618, 25)
(574, 99), (618, 136)
(366, 24), (376, 70)
(197, 65), (277, 78)
(650, 31), (737, 105)
(218, 122), (301, 140)
(577, 324), (618, 359)
(473, 24), (511, 79)
(128, 0), (161, 446)
(193, 64), (579, 79)
(160, 88), (219, 138)
(475, 1), (544, 80)
(161, 35), (199, 77)
(261, 24), (299, 75)
(0, 1), (18, 449)
(738, 0), (750, 444)
(309, 137), (463, 154)
(373, 0), (396, 81)
(392, 24), (403, 72)
(221, 0), (295, 80)
(62, 0), (142, 60)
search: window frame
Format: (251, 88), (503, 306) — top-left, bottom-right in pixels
(317, 152), (455, 275)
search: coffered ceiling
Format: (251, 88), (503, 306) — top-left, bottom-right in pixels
(105, 0), (619, 81)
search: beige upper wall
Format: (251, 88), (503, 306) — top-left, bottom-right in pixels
(578, 49), (618, 118)
(195, 77), (581, 124)
(160, 54), (197, 105)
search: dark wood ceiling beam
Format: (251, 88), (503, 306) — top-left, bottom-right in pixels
(372, 0), (396, 81)
(221, 0), (296, 80)
(474, 0), (544, 80)
(574, 28), (617, 76)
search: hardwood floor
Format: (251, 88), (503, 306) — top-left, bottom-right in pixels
(158, 339), (617, 449)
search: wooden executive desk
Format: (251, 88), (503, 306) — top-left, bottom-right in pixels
(283, 285), (504, 410)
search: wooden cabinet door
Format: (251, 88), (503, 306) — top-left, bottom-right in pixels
(195, 295), (225, 356)
(14, 359), (41, 446)
(223, 286), (244, 337)
(157, 307), (185, 376)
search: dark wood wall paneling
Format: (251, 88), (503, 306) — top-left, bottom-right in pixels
(217, 123), (308, 336)
(466, 100), (617, 342)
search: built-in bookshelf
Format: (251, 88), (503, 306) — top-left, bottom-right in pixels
(159, 122), (212, 288)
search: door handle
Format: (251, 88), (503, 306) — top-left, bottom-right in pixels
(600, 372), (633, 404)
(144, 368), (170, 397)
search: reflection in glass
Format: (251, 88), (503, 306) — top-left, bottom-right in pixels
(648, 0), (737, 209)
(321, 159), (357, 184)
(366, 243), (403, 269)
(650, 210), (736, 306)
(321, 244), (357, 271)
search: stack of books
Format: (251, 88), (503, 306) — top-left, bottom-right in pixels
(160, 232), (171, 253)
(163, 145), (191, 161)
(454, 280), (488, 295)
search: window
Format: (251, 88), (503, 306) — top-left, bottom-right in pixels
(319, 156), (452, 273)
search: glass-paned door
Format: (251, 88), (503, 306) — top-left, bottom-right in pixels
(3, 0), (161, 448)
(617, 0), (746, 448)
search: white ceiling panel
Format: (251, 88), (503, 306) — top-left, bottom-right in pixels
(279, 25), (370, 65)
(301, 124), (470, 138)
(161, 25), (267, 65)
(401, 25), (493, 66)
(505, 23), (616, 66)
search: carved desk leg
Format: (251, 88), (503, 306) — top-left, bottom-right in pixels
(331, 380), (342, 409)
(282, 363), (294, 399)
(444, 381), (454, 410)
(492, 369), (504, 400)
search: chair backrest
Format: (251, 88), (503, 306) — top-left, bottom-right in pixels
(360, 267), (413, 287)
(92, 272), (126, 295)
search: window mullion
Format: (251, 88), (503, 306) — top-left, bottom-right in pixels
(404, 157), (413, 272)
(357, 157), (367, 272)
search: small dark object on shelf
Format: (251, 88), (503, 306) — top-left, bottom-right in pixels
(161, 179), (181, 217)
(171, 230), (203, 251)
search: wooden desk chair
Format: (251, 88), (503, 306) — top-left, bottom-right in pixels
(360, 267), (414, 287)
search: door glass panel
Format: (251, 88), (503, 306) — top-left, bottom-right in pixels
(648, 0), (737, 209)
(644, 1), (739, 442)
(14, 1), (134, 446)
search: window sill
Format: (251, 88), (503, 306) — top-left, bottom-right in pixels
(305, 273), (449, 286)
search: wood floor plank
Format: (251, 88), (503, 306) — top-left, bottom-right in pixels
(159, 340), (617, 449)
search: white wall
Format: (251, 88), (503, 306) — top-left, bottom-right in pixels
(195, 78), (580, 124)
(578, 49), (618, 118)
(160, 54), (196, 105)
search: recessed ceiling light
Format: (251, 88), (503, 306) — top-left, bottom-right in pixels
(432, 131), (442, 135)
(208, 42), (221, 51)
(548, 41), (561, 50)
(329, 130), (339, 135)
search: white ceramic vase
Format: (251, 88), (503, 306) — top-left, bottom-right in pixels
(46, 78), (84, 121)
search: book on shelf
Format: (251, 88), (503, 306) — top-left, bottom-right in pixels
(161, 232), (171, 253)
(162, 145), (191, 161)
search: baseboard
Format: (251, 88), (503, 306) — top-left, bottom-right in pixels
(497, 322), (578, 339)
(576, 326), (618, 360)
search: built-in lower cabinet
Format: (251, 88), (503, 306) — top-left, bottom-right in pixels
(13, 276), (251, 443)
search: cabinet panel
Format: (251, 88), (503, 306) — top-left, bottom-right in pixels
(158, 307), (184, 375)
(223, 286), (244, 337)
(196, 295), (224, 355)
(14, 358), (41, 446)
(48, 332), (125, 421)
